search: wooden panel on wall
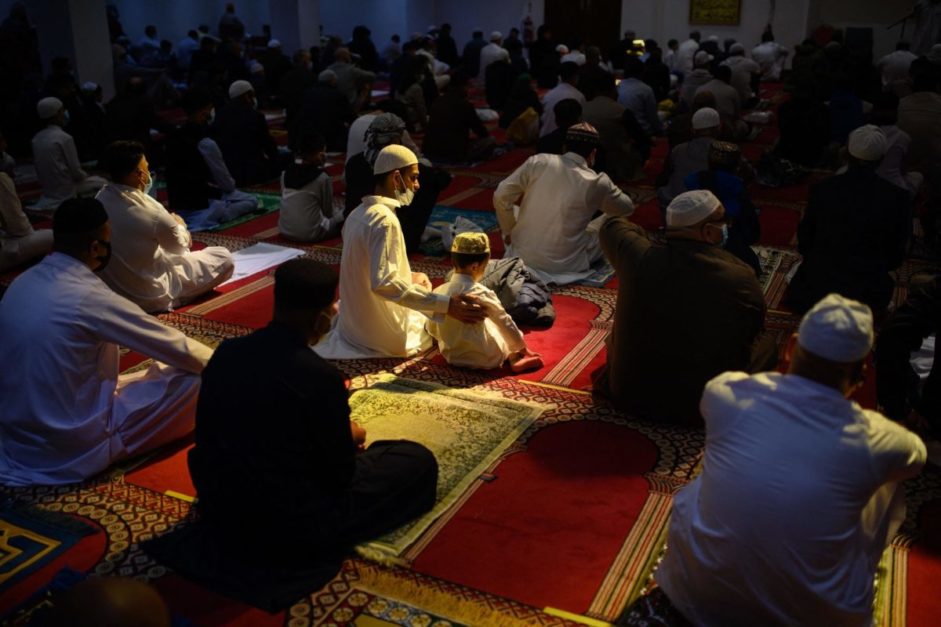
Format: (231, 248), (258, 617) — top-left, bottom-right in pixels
(689, 0), (742, 26)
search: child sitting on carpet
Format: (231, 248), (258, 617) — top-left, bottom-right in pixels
(427, 232), (543, 372)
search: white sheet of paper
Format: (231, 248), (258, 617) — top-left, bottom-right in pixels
(220, 242), (305, 286)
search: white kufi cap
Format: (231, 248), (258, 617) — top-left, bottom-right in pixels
(228, 79), (254, 99)
(797, 293), (873, 362)
(691, 107), (720, 130)
(848, 124), (887, 161)
(373, 144), (418, 175)
(36, 96), (64, 119)
(267, 38), (281, 48)
(490, 31), (503, 41)
(694, 50), (713, 67)
(666, 190), (721, 227)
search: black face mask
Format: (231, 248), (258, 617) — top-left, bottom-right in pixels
(94, 240), (112, 272)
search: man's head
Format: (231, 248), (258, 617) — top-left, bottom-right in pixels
(228, 79), (255, 105)
(103, 140), (150, 190)
(373, 144), (420, 202)
(694, 50), (713, 69)
(451, 232), (491, 280)
(145, 25), (157, 39)
(761, 30), (774, 43)
(180, 87), (213, 124)
(447, 69), (472, 95)
(554, 98), (583, 130)
(690, 31), (701, 43)
(188, 29), (198, 41)
(490, 31), (503, 45)
(363, 112), (407, 163)
(334, 47), (352, 64)
(318, 69), (338, 87)
(665, 190), (726, 246)
(585, 46), (602, 65)
(391, 34), (401, 43)
(563, 121), (600, 164)
(668, 39), (678, 51)
(708, 141), (741, 173)
(293, 48), (311, 68)
(729, 42), (745, 57)
(472, 30), (484, 40)
(691, 106), (721, 137)
(440, 23), (451, 35)
(624, 56), (644, 79)
(713, 65), (732, 84)
(559, 61), (579, 85)
(295, 130), (326, 165)
(53, 197), (112, 271)
(847, 124), (887, 167)
(870, 92), (900, 126)
(787, 293), (873, 396)
(36, 96), (65, 126)
(273, 258), (339, 345)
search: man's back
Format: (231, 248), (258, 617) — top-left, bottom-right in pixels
(32, 126), (79, 200)
(423, 91), (484, 163)
(658, 371), (925, 626)
(600, 217), (765, 425)
(165, 122), (213, 212)
(212, 100), (272, 183)
(898, 91), (941, 169)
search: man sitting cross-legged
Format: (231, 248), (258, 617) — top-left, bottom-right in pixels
(188, 258), (438, 572)
(97, 141), (234, 313)
(619, 294), (926, 626)
(0, 198), (213, 486)
(315, 144), (486, 359)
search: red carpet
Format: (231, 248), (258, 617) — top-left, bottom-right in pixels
(412, 421), (659, 614)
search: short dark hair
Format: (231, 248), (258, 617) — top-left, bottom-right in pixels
(624, 56), (644, 78)
(53, 197), (108, 254)
(452, 251), (489, 268)
(714, 65), (732, 83)
(554, 98), (582, 128)
(295, 129), (325, 154)
(103, 140), (145, 181)
(690, 31), (701, 41)
(274, 258), (338, 312)
(559, 61), (579, 82)
(180, 87), (212, 114)
(668, 39), (678, 47)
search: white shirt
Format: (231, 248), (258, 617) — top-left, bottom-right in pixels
(0, 253), (212, 486)
(493, 152), (634, 284)
(540, 82), (586, 137)
(721, 55), (760, 101)
(427, 273), (525, 369)
(751, 41), (789, 80)
(314, 195), (449, 359)
(279, 169), (338, 241)
(877, 50), (918, 89)
(657, 371), (926, 627)
(675, 39), (700, 74)
(96, 184), (229, 313)
(0, 172), (32, 238)
(478, 42), (506, 80)
(31, 125), (87, 209)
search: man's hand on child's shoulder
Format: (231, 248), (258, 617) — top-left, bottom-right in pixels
(447, 293), (486, 323)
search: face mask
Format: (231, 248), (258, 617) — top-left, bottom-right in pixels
(142, 171), (154, 196)
(94, 240), (112, 272)
(63, 110), (71, 125)
(715, 223), (729, 247)
(207, 108), (215, 125)
(252, 97), (258, 110)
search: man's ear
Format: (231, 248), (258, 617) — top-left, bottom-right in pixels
(781, 333), (799, 370)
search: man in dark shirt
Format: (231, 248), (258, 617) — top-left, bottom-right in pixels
(189, 258), (438, 567)
(423, 71), (495, 164)
(435, 23), (460, 67)
(536, 98), (582, 155)
(279, 49), (316, 131)
(461, 31), (486, 77)
(786, 125), (911, 316)
(293, 70), (354, 153)
(598, 190), (775, 426)
(212, 79), (282, 186)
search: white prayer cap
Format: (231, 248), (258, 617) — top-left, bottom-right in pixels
(373, 144), (418, 175)
(36, 96), (63, 119)
(694, 50), (713, 67)
(666, 190), (721, 228)
(848, 124), (887, 161)
(797, 293), (873, 363)
(691, 107), (720, 130)
(707, 35), (719, 42)
(490, 31), (503, 41)
(730, 42), (745, 54)
(267, 38), (281, 48)
(80, 81), (99, 93)
(249, 60), (265, 74)
(556, 44), (569, 54)
(228, 79), (254, 99)
(318, 69), (337, 84)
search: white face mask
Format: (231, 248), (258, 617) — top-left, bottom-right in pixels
(207, 107), (215, 124)
(142, 170), (154, 195)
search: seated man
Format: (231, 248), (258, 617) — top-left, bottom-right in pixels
(787, 125), (911, 316)
(165, 88), (259, 229)
(427, 232), (542, 371)
(32, 97), (106, 210)
(599, 190), (776, 426)
(1, 171), (53, 271)
(657, 107), (721, 208)
(212, 80), (281, 186)
(0, 198), (212, 486)
(279, 130), (344, 242)
(343, 113), (450, 254)
(536, 98), (582, 155)
(627, 294), (925, 626)
(188, 257), (438, 573)
(493, 122), (634, 285)
(422, 71), (496, 164)
(97, 141), (234, 313)
(315, 145), (485, 359)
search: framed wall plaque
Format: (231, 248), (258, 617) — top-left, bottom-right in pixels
(689, 0), (742, 26)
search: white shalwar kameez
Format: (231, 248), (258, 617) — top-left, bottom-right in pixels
(31, 125), (106, 209)
(493, 152), (634, 285)
(314, 195), (449, 359)
(0, 253), (213, 486)
(96, 184), (234, 313)
(656, 371), (927, 627)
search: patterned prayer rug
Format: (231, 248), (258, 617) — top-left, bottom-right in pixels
(350, 375), (543, 562)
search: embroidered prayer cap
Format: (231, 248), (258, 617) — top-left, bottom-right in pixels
(798, 293), (873, 363)
(490, 31), (503, 41)
(451, 232), (490, 255)
(708, 141), (741, 168)
(53, 197), (108, 235)
(36, 96), (64, 119)
(556, 44), (569, 54)
(691, 107), (720, 130)
(364, 113), (407, 164)
(228, 79), (254, 99)
(694, 50), (714, 67)
(848, 124), (887, 162)
(730, 42), (745, 54)
(267, 38), (282, 48)
(565, 121), (600, 145)
(666, 190), (721, 228)
(373, 144), (418, 175)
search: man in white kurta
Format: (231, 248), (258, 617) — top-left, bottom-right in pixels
(539, 62), (586, 137)
(493, 122), (634, 285)
(97, 141), (233, 313)
(477, 32), (505, 82)
(652, 294), (926, 627)
(1, 172), (53, 271)
(0, 198), (213, 486)
(752, 36), (789, 81)
(31, 97), (106, 210)
(315, 145), (484, 359)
